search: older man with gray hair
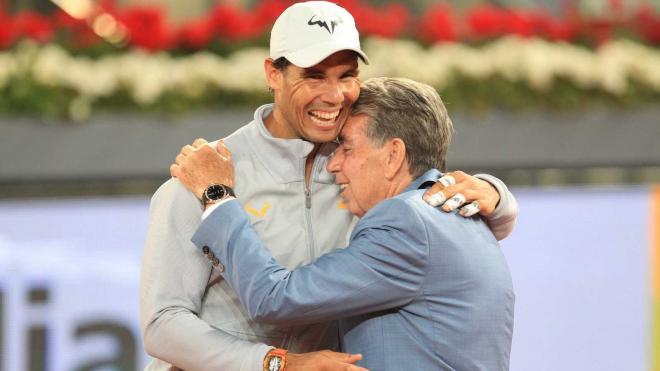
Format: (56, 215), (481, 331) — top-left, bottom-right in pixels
(173, 77), (515, 370)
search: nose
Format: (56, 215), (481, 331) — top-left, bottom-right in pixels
(326, 145), (344, 174)
(320, 80), (344, 105)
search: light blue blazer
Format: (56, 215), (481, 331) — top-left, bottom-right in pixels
(192, 169), (515, 370)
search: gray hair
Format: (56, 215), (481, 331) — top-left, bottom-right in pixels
(351, 77), (454, 177)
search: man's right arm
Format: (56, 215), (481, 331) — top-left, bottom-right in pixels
(141, 179), (272, 371)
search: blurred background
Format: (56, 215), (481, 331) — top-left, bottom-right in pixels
(0, 0), (659, 370)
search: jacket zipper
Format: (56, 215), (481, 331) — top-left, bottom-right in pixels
(283, 155), (320, 351)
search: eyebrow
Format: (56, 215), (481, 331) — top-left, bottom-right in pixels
(302, 68), (324, 77)
(343, 67), (359, 76)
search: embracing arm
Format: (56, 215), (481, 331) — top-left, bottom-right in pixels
(423, 171), (518, 240)
(191, 198), (428, 326)
(141, 179), (272, 371)
(473, 173), (519, 241)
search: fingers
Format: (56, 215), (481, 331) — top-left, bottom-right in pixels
(441, 192), (466, 212)
(288, 351), (368, 371)
(175, 153), (186, 165)
(422, 173), (460, 207)
(422, 175), (453, 206)
(436, 174), (456, 187)
(169, 163), (179, 178)
(216, 140), (231, 161)
(322, 352), (367, 371)
(424, 171), (479, 215)
(180, 144), (194, 156)
(335, 352), (362, 364)
(318, 350), (364, 365)
(192, 138), (208, 148)
(459, 201), (481, 217)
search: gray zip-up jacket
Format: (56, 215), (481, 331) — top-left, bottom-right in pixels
(140, 104), (519, 371)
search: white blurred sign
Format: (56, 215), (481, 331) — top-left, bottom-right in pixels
(0, 197), (151, 371)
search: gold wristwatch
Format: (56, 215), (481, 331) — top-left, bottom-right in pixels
(263, 348), (288, 371)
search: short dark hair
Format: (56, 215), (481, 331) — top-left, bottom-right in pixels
(273, 57), (291, 71)
(352, 77), (454, 177)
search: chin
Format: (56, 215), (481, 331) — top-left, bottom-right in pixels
(306, 131), (340, 144)
(348, 206), (365, 218)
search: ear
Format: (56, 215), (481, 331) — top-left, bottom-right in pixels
(264, 58), (284, 91)
(383, 138), (407, 180)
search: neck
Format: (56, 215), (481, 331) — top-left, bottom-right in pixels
(304, 145), (321, 186)
(387, 173), (414, 199)
(264, 111), (321, 187)
(263, 110), (293, 139)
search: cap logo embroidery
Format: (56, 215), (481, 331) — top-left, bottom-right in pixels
(307, 14), (342, 34)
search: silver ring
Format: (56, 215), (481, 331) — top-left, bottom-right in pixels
(460, 201), (480, 217)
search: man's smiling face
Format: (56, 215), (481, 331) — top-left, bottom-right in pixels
(268, 50), (360, 144)
(326, 114), (391, 217)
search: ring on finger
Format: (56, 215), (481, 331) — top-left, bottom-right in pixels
(443, 193), (466, 211)
(460, 201), (480, 217)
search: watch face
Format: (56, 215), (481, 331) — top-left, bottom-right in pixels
(205, 184), (226, 201)
(268, 356), (282, 371)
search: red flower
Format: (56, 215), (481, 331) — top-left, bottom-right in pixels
(503, 9), (539, 37)
(466, 4), (507, 40)
(208, 4), (256, 41)
(543, 18), (579, 42)
(634, 5), (660, 44)
(177, 18), (214, 49)
(375, 4), (409, 38)
(14, 11), (54, 43)
(250, 0), (292, 36)
(0, 8), (16, 49)
(418, 4), (456, 43)
(338, 0), (408, 39)
(114, 6), (172, 51)
(584, 18), (614, 45)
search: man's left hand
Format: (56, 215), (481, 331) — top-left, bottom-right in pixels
(422, 170), (500, 217)
(170, 138), (234, 199)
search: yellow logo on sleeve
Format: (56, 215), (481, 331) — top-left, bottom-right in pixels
(338, 201), (347, 209)
(244, 202), (272, 218)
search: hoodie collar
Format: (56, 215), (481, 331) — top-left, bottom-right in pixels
(247, 104), (325, 184)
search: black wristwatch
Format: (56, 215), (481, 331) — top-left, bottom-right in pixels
(200, 183), (235, 208)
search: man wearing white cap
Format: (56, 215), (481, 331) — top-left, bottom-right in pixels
(141, 2), (518, 371)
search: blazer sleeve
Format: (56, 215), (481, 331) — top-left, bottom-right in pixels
(141, 179), (272, 371)
(474, 173), (519, 241)
(191, 197), (429, 326)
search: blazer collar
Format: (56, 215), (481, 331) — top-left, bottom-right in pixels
(405, 169), (442, 192)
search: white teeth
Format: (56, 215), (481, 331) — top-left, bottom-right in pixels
(310, 110), (340, 120)
(339, 184), (348, 191)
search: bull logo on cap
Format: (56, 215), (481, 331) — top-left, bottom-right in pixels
(307, 14), (343, 34)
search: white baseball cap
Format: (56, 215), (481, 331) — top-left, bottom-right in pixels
(270, 1), (369, 68)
